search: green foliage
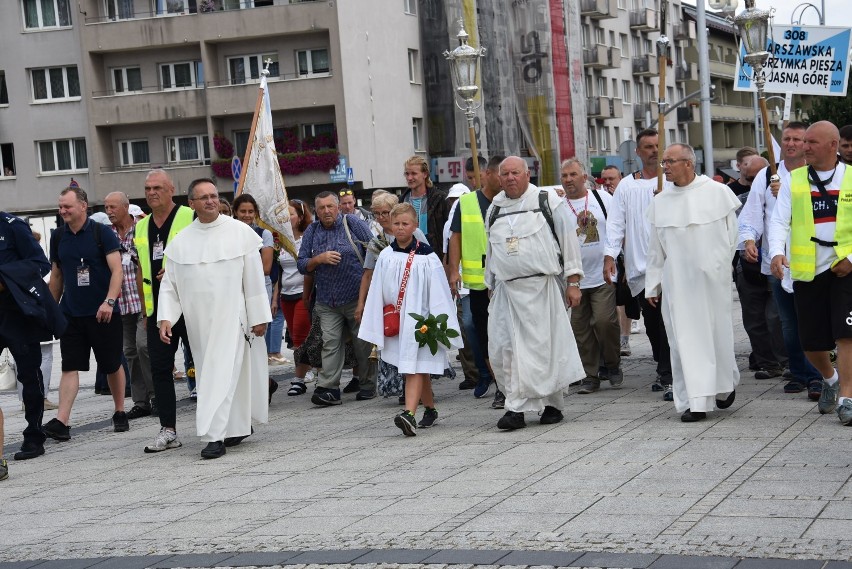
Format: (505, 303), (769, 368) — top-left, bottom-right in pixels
(408, 312), (459, 355)
(807, 68), (852, 126)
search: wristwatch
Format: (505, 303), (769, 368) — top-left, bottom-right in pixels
(567, 282), (581, 288)
(104, 298), (116, 307)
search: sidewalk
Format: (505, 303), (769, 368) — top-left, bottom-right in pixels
(2, 298), (852, 568)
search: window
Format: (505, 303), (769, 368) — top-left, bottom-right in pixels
(119, 139), (149, 166)
(618, 0), (626, 8)
(620, 33), (629, 57)
(160, 61), (203, 90)
(154, 0), (197, 15)
(112, 66), (142, 94)
(408, 49), (419, 83)
(0, 71), (8, 105)
(166, 135), (210, 164)
(582, 25), (590, 48)
(597, 76), (607, 97)
(599, 126), (610, 151)
(31, 66), (80, 102)
(404, 0), (416, 15)
(303, 123), (334, 139)
(105, 0), (134, 20)
(0, 144), (15, 177)
(296, 49), (329, 77)
(588, 126), (597, 150)
(412, 118), (423, 151)
(609, 31), (616, 46)
(622, 80), (631, 103)
(595, 27), (605, 45)
(668, 129), (676, 145)
(22, 0), (71, 29)
(634, 82), (643, 103)
(38, 138), (87, 173)
(228, 53), (279, 85)
(631, 35), (641, 56)
(612, 79), (618, 98)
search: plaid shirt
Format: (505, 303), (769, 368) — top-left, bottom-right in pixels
(111, 221), (142, 315)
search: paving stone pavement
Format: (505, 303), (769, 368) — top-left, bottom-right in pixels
(2, 295), (852, 568)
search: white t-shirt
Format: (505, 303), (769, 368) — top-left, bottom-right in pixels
(565, 190), (612, 289)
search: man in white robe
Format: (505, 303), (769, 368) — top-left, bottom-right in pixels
(646, 144), (741, 422)
(158, 178), (272, 458)
(485, 156), (586, 430)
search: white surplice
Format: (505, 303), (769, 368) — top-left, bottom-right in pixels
(645, 175), (741, 413)
(358, 243), (462, 374)
(158, 215), (272, 442)
(484, 184), (586, 413)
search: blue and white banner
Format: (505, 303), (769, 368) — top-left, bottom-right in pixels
(735, 25), (851, 96)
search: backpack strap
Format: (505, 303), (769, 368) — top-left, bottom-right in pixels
(342, 215), (365, 266)
(538, 190), (563, 270)
(590, 189), (607, 220)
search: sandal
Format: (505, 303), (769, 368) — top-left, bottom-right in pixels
(287, 381), (307, 396)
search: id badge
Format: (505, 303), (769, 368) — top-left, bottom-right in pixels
(505, 236), (519, 256)
(121, 252), (132, 266)
(152, 240), (165, 261)
(77, 265), (90, 287)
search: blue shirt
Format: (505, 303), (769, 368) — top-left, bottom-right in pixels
(50, 218), (121, 317)
(297, 214), (373, 307)
(408, 195), (428, 236)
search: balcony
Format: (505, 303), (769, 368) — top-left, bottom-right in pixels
(588, 96), (623, 119)
(580, 0), (617, 19)
(583, 45), (620, 69)
(675, 62), (694, 82)
(629, 8), (658, 31)
(709, 57), (737, 78)
(672, 22), (695, 41)
(676, 106), (694, 123)
(632, 102), (658, 122)
(206, 71), (340, 116)
(89, 86), (207, 126)
(710, 104), (755, 122)
(632, 54), (659, 76)
(97, 163), (214, 200)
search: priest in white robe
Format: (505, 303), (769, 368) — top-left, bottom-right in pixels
(646, 144), (741, 422)
(158, 179), (272, 458)
(485, 157), (586, 430)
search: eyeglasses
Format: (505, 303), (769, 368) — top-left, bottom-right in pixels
(190, 194), (220, 202)
(659, 159), (691, 167)
(372, 210), (391, 218)
(339, 190), (353, 196)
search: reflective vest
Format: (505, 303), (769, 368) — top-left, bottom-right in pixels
(789, 165), (852, 281)
(459, 192), (488, 290)
(133, 206), (194, 316)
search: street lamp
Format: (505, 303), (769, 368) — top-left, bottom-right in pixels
(444, 19), (486, 189)
(734, 0), (778, 177)
(790, 2), (824, 25)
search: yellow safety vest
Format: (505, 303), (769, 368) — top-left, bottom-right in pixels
(789, 165), (852, 281)
(459, 192), (488, 290)
(133, 205), (194, 316)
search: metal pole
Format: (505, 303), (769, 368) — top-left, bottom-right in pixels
(696, 1), (714, 176)
(753, 92), (762, 154)
(466, 108), (481, 189)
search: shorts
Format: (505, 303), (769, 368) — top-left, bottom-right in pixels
(60, 314), (124, 373)
(793, 268), (852, 351)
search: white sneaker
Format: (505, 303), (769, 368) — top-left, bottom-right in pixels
(630, 320), (641, 334)
(620, 336), (631, 356)
(304, 370), (316, 383)
(144, 427), (182, 453)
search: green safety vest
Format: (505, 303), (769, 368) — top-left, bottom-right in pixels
(459, 192), (488, 290)
(133, 205), (194, 316)
(789, 165), (852, 281)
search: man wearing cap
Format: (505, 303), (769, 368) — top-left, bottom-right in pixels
(105, 191), (154, 419)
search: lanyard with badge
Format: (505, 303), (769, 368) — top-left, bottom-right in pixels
(153, 232), (165, 261)
(504, 191), (534, 256)
(77, 257), (90, 287)
(566, 192), (590, 245)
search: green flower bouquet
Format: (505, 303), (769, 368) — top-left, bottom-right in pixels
(409, 313), (460, 355)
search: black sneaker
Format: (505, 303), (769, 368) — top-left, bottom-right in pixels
(14, 441), (45, 461)
(43, 418), (71, 441)
(539, 406), (563, 425)
(458, 378), (476, 390)
(755, 368), (783, 380)
(268, 378), (279, 403)
(355, 389), (376, 401)
(311, 387), (342, 406)
(394, 411), (417, 436)
(492, 389), (505, 409)
(342, 377), (360, 393)
(418, 407), (438, 428)
(473, 376), (492, 398)
(663, 385), (674, 402)
(126, 405), (151, 420)
(651, 380), (664, 392)
(112, 411), (130, 433)
(497, 411), (526, 430)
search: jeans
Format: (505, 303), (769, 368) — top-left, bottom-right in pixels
(182, 339), (195, 392)
(768, 275), (821, 383)
(266, 306), (285, 355)
(460, 294), (491, 380)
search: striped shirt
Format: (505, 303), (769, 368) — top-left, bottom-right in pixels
(297, 214), (372, 307)
(111, 221), (142, 315)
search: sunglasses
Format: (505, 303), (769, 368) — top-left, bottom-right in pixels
(339, 190), (354, 196)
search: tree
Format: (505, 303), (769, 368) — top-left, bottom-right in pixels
(807, 69), (852, 127)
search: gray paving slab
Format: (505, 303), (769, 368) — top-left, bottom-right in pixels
(150, 553), (236, 568)
(23, 560), (106, 569)
(350, 548), (440, 564)
(284, 550), (372, 564)
(87, 555), (173, 569)
(497, 550), (584, 566)
(0, 562), (48, 569)
(648, 555), (739, 569)
(574, 552), (660, 568)
(734, 559), (825, 569)
(212, 552), (301, 567)
(824, 562), (852, 569)
(422, 549), (514, 564)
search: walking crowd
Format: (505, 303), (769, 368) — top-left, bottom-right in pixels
(2, 119), (851, 481)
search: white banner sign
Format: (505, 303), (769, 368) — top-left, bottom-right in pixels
(735, 25), (851, 96)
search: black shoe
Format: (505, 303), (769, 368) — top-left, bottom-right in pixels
(268, 378), (279, 403)
(126, 405), (152, 420)
(663, 385), (674, 402)
(355, 389), (376, 401)
(681, 409), (707, 422)
(311, 387), (342, 406)
(150, 398), (159, 417)
(224, 427), (254, 447)
(342, 377), (360, 393)
(43, 418), (71, 441)
(418, 407), (438, 428)
(201, 441), (226, 459)
(394, 411), (417, 436)
(492, 389), (505, 409)
(540, 406), (563, 425)
(96, 387), (112, 396)
(497, 411), (526, 430)
(398, 395), (406, 405)
(458, 378), (476, 390)
(755, 368), (783, 380)
(473, 376), (492, 398)
(14, 442), (45, 461)
(716, 390), (736, 409)
(651, 381), (664, 392)
(112, 411), (130, 432)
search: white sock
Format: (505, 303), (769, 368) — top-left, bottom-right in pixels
(825, 369), (839, 386)
(839, 397), (850, 406)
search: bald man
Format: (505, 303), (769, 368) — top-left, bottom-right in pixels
(769, 121), (852, 426)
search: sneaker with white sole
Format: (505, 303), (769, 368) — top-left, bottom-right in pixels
(620, 336), (631, 356)
(630, 320), (641, 334)
(819, 379), (839, 414)
(837, 399), (852, 426)
(144, 427), (182, 453)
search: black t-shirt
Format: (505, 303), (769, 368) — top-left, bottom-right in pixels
(148, 206), (180, 316)
(450, 190), (493, 233)
(727, 179), (751, 196)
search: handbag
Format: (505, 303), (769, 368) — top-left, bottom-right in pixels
(383, 244), (418, 337)
(0, 348), (17, 391)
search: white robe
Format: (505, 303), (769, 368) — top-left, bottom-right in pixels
(358, 245), (462, 374)
(158, 215), (272, 442)
(645, 175), (741, 413)
(484, 184), (586, 413)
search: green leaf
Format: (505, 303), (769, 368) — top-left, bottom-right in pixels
(445, 329), (459, 338)
(427, 337), (438, 355)
(436, 313), (448, 324)
(408, 312), (424, 322)
(414, 331), (424, 342)
(439, 336), (451, 349)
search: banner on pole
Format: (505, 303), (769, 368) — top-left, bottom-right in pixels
(735, 25), (851, 96)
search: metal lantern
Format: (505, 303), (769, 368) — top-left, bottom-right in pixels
(734, 0), (771, 64)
